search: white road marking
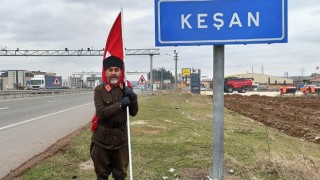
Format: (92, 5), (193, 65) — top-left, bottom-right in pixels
(0, 102), (93, 131)
(0, 107), (10, 110)
(48, 99), (62, 103)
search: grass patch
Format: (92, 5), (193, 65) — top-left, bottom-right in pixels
(8, 91), (320, 180)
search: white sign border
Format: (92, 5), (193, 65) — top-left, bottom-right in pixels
(157, 0), (286, 44)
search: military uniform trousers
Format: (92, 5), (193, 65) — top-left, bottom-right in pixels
(90, 142), (129, 180)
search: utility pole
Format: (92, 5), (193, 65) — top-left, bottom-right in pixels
(251, 66), (253, 78)
(161, 68), (164, 90)
(261, 64), (264, 74)
(174, 50), (178, 90)
(164, 50), (178, 90)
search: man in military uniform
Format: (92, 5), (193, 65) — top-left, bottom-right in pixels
(91, 56), (138, 180)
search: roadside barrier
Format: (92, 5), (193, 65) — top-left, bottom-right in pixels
(0, 89), (93, 100)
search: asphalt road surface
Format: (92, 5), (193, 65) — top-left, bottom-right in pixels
(0, 92), (95, 178)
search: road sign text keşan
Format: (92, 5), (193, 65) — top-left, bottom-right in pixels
(181, 12), (260, 30)
(155, 0), (288, 46)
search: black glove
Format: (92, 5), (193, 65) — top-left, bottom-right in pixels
(124, 86), (137, 100)
(119, 96), (131, 110)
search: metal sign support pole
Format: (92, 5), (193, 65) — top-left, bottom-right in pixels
(150, 55), (154, 95)
(211, 45), (225, 180)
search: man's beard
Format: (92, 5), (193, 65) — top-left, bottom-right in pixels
(109, 77), (119, 84)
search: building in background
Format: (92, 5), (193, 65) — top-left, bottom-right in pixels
(70, 71), (102, 88)
(62, 79), (70, 88)
(0, 70), (33, 90)
(228, 73), (294, 85)
(0, 71), (5, 90)
(0, 70), (60, 90)
(69, 76), (82, 88)
(86, 75), (102, 88)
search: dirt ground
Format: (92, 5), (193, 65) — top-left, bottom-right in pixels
(224, 94), (320, 144)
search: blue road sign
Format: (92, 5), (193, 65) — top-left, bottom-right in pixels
(155, 0), (288, 46)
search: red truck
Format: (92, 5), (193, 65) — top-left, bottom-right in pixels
(224, 77), (253, 93)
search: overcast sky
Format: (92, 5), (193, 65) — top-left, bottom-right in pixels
(1, 0), (320, 80)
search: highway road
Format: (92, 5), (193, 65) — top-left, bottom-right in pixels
(0, 92), (95, 178)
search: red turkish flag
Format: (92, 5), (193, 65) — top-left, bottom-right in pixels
(92, 12), (132, 132)
(102, 12), (124, 83)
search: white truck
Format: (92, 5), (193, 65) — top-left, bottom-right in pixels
(30, 75), (62, 90)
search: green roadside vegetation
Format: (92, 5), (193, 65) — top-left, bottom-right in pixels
(11, 92), (320, 179)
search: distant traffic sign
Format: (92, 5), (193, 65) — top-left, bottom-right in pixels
(155, 0), (288, 46)
(138, 75), (147, 84)
(53, 77), (61, 85)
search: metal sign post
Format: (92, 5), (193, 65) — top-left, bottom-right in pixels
(212, 45), (224, 179)
(150, 55), (154, 94)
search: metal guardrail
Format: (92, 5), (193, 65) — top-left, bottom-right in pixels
(133, 89), (155, 96)
(0, 89), (93, 100)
